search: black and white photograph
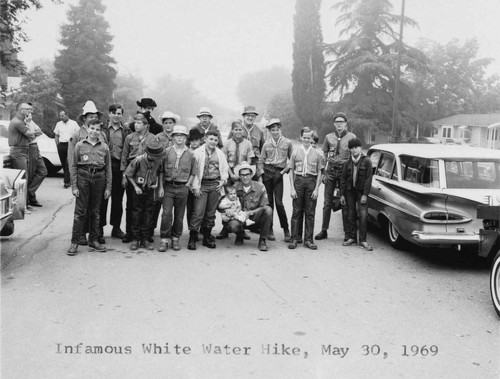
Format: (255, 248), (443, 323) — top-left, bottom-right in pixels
(1, 0), (499, 378)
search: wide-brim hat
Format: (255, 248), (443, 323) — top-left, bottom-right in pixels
(266, 118), (282, 129)
(333, 112), (348, 122)
(146, 139), (165, 158)
(234, 162), (256, 178)
(79, 100), (103, 122)
(172, 125), (188, 136)
(188, 127), (205, 141)
(136, 98), (157, 108)
(242, 105), (258, 116)
(197, 107), (213, 118)
(161, 111), (181, 123)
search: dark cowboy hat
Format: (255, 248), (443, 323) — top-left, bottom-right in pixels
(136, 98), (157, 108)
(188, 127), (205, 141)
(146, 139), (165, 159)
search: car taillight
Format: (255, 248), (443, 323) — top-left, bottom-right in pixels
(421, 211), (470, 223)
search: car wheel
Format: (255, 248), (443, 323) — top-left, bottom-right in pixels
(491, 251), (500, 317)
(387, 219), (406, 249)
(0, 217), (15, 239)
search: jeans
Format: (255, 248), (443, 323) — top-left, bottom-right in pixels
(345, 190), (368, 242)
(160, 182), (189, 239)
(321, 168), (348, 235)
(28, 144), (47, 201)
(262, 166), (288, 231)
(227, 206), (272, 239)
(100, 159), (125, 229)
(57, 142), (70, 185)
(291, 175), (317, 242)
(131, 188), (155, 241)
(71, 169), (106, 243)
(189, 180), (220, 232)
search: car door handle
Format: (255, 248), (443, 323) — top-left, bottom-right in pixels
(374, 185), (382, 191)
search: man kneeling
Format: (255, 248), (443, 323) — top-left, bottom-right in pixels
(226, 162), (272, 251)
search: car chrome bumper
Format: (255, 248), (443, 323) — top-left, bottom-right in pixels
(411, 231), (480, 245)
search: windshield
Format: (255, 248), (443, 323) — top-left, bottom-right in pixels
(444, 160), (500, 189)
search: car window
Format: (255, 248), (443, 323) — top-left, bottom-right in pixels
(368, 150), (381, 175)
(400, 156), (440, 188)
(445, 160), (500, 189)
(376, 152), (395, 179)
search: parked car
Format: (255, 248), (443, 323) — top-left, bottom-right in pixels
(0, 120), (61, 176)
(367, 143), (500, 252)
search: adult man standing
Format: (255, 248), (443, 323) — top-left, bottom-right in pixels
(129, 98), (163, 135)
(26, 113), (47, 207)
(315, 112), (356, 241)
(232, 106), (264, 173)
(193, 107), (223, 148)
(8, 102), (35, 177)
(226, 162), (272, 251)
(54, 110), (80, 188)
(187, 130), (228, 250)
(99, 104), (130, 242)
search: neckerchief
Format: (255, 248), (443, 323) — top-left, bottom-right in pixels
(300, 145), (312, 176)
(351, 153), (362, 186)
(334, 129), (347, 156)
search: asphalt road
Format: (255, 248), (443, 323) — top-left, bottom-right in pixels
(1, 176), (498, 379)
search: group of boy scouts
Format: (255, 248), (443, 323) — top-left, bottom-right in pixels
(9, 98), (374, 256)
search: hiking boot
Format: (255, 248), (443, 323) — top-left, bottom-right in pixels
(304, 241), (318, 250)
(122, 234), (132, 243)
(130, 240), (139, 251)
(171, 239), (180, 251)
(342, 238), (357, 246)
(188, 231), (197, 250)
(267, 232), (276, 241)
(89, 240), (106, 252)
(359, 242), (373, 251)
(283, 229), (291, 243)
(111, 227), (126, 239)
(67, 243), (78, 256)
(158, 241), (168, 252)
(258, 237), (268, 251)
(141, 240), (155, 250)
(78, 235), (88, 246)
(315, 230), (328, 240)
(288, 239), (298, 249)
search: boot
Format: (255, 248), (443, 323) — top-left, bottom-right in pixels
(188, 230), (197, 250)
(283, 228), (291, 243)
(216, 225), (229, 239)
(202, 228), (216, 248)
(258, 237), (268, 251)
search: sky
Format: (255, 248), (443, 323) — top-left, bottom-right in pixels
(18, 0), (500, 113)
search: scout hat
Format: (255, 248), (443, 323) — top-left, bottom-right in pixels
(197, 107), (213, 118)
(188, 128), (205, 141)
(333, 112), (347, 122)
(348, 138), (362, 149)
(161, 111), (181, 123)
(266, 118), (282, 129)
(136, 98), (157, 108)
(234, 161), (256, 177)
(172, 125), (188, 136)
(146, 139), (165, 159)
(79, 100), (102, 122)
(242, 105), (258, 116)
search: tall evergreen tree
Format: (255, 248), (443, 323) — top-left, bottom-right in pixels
(292, 0), (326, 129)
(54, 0), (116, 118)
(325, 0), (427, 139)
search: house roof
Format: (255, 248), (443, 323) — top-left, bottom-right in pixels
(431, 114), (500, 127)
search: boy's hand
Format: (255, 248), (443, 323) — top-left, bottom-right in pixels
(104, 190), (111, 200)
(158, 188), (164, 198)
(72, 189), (79, 197)
(122, 176), (127, 188)
(135, 187), (142, 195)
(340, 195), (346, 206)
(311, 189), (319, 200)
(290, 189), (297, 199)
(360, 195), (368, 204)
(193, 188), (202, 198)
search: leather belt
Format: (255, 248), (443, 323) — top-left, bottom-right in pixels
(78, 165), (105, 173)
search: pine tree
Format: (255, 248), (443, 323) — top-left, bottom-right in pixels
(54, 0), (116, 118)
(292, 0), (326, 129)
(325, 0), (427, 139)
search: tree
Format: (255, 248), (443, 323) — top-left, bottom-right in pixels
(11, 65), (62, 136)
(237, 66), (292, 115)
(54, 0), (116, 119)
(114, 73), (145, 121)
(268, 90), (302, 137)
(410, 38), (497, 121)
(292, 0), (326, 128)
(325, 0), (428, 140)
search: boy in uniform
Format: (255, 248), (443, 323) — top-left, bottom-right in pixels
(158, 125), (196, 252)
(67, 120), (111, 256)
(124, 139), (165, 251)
(288, 127), (323, 250)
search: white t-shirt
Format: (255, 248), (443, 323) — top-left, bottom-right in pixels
(54, 119), (80, 142)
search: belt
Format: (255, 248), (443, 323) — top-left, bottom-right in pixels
(201, 178), (220, 182)
(78, 165), (105, 173)
(296, 173), (317, 178)
(264, 165), (285, 171)
(165, 181), (187, 186)
(10, 145), (29, 149)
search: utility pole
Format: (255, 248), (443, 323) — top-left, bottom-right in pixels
(391, 0), (405, 143)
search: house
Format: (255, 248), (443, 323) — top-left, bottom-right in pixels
(431, 114), (500, 150)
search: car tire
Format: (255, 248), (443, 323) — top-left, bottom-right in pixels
(491, 250), (500, 317)
(0, 217), (15, 239)
(387, 219), (406, 249)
